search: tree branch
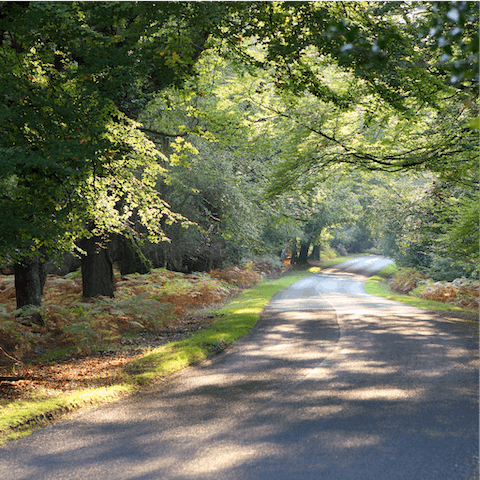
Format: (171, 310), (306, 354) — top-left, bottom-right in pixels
(139, 127), (189, 138)
(265, 103), (475, 172)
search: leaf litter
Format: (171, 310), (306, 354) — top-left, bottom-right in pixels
(0, 261), (282, 403)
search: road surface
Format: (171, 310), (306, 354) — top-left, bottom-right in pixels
(0, 255), (478, 479)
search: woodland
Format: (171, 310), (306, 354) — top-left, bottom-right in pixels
(0, 1), (478, 361)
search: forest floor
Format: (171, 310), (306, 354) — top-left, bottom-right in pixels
(0, 259), (285, 404)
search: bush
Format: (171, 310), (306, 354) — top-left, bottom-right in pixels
(210, 263), (261, 287)
(320, 245), (339, 261)
(425, 257), (473, 282)
(395, 243), (432, 270)
(390, 267), (425, 294)
(419, 278), (479, 311)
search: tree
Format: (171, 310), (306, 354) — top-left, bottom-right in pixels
(436, 195), (479, 277)
(365, 172), (478, 279)
(0, 1), (243, 305)
(223, 2), (478, 274)
(138, 64), (274, 269)
(231, 2), (477, 105)
(263, 178), (362, 265)
(223, 2), (478, 189)
(1, 1), (476, 310)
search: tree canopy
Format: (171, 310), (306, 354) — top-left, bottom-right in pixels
(0, 1), (477, 303)
(0, 1), (239, 264)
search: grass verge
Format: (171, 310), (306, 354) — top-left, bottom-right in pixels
(365, 264), (475, 313)
(0, 268), (314, 445)
(1, 385), (134, 443)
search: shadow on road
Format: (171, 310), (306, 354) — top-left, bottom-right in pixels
(1, 256), (478, 480)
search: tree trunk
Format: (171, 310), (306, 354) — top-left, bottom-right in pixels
(14, 256), (46, 325)
(114, 234), (151, 276)
(14, 256), (46, 309)
(290, 247), (298, 265)
(311, 245), (321, 261)
(297, 241), (310, 264)
(79, 235), (114, 298)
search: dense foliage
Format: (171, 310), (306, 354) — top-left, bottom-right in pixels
(0, 2), (217, 263)
(0, 1), (477, 310)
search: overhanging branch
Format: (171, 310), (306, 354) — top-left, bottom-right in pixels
(139, 127), (189, 138)
(266, 104), (476, 172)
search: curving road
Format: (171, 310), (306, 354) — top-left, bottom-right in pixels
(0, 255), (478, 479)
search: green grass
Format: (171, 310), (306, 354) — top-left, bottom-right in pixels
(0, 385), (134, 444)
(0, 268), (314, 445)
(365, 263), (472, 312)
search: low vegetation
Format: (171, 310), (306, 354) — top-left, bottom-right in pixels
(366, 264), (479, 313)
(415, 278), (479, 311)
(0, 257), (314, 445)
(0, 269), (236, 365)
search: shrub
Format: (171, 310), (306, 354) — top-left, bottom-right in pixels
(320, 245), (339, 261)
(390, 267), (425, 294)
(419, 278), (479, 311)
(425, 257), (473, 282)
(210, 263), (261, 287)
(395, 243), (432, 270)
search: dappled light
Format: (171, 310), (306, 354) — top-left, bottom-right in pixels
(2, 263), (476, 479)
(0, 0), (477, 476)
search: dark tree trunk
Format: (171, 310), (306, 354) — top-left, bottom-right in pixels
(79, 235), (114, 298)
(290, 247), (298, 265)
(114, 234), (151, 276)
(297, 242), (310, 264)
(14, 256), (46, 309)
(311, 245), (321, 261)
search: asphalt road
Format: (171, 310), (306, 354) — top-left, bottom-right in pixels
(1, 255), (478, 480)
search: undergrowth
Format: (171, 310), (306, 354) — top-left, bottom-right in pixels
(0, 266), (255, 365)
(390, 267), (425, 294)
(367, 264), (479, 312)
(416, 278), (479, 311)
